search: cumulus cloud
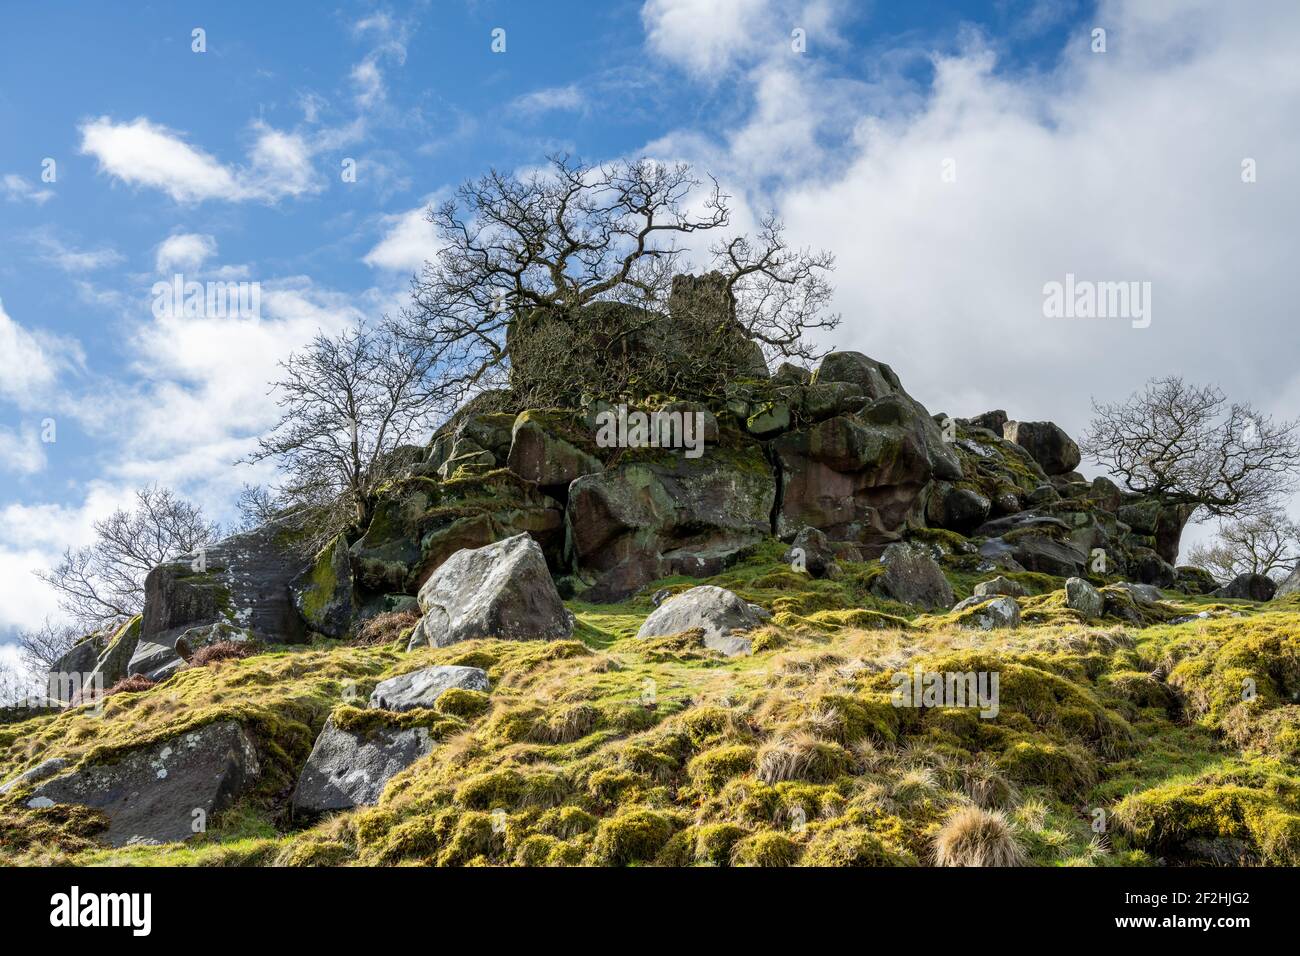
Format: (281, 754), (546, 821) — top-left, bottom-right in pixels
(0, 297), (82, 408)
(155, 233), (218, 274)
(642, 0), (798, 77)
(79, 116), (323, 203)
(363, 198), (443, 272)
(0, 426), (46, 476)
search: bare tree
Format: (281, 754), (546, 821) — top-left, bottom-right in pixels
(1187, 510), (1300, 583)
(14, 618), (88, 675)
(244, 322), (436, 548)
(404, 154), (838, 407)
(35, 485), (220, 632)
(1081, 376), (1300, 520)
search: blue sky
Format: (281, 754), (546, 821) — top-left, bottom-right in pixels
(2, 0), (1298, 650)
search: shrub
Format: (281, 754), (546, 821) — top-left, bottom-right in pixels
(730, 830), (801, 867)
(755, 733), (852, 785)
(188, 641), (254, 668)
(588, 808), (679, 866)
(933, 807), (1026, 867)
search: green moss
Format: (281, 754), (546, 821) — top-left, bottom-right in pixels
(588, 808), (681, 866)
(801, 827), (916, 866)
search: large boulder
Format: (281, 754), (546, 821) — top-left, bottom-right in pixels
(566, 444), (774, 601)
(951, 595), (1021, 629)
(926, 483), (992, 534)
(1212, 573), (1278, 602)
(140, 518), (310, 661)
(412, 533), (572, 648)
(1002, 420), (1081, 476)
(1064, 577), (1104, 621)
(1274, 565), (1300, 600)
(28, 721), (260, 847)
(369, 665), (490, 712)
(291, 533), (354, 638)
(874, 542), (955, 611)
(782, 526), (839, 579)
(973, 575), (1028, 598)
(636, 585), (763, 656)
(291, 716), (434, 813)
(45, 631), (112, 704)
(0, 756), (70, 795)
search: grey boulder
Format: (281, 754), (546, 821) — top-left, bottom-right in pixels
(28, 721), (259, 847)
(1212, 573), (1278, 602)
(1065, 577), (1104, 621)
(369, 665), (490, 712)
(1002, 420), (1081, 476)
(0, 757), (70, 795)
(973, 575), (1028, 598)
(875, 542), (955, 611)
(952, 595), (1021, 629)
(636, 585), (763, 656)
(1274, 565), (1300, 600)
(291, 716), (434, 813)
(415, 533), (572, 648)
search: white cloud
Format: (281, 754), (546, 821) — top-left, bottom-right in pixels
(33, 233), (124, 272)
(79, 116), (322, 203)
(2, 173), (54, 205)
(155, 233), (218, 274)
(363, 198), (443, 272)
(0, 426), (46, 476)
(0, 297), (82, 408)
(642, 0), (777, 77)
(511, 84), (587, 116)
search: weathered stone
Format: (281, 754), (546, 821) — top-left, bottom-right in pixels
(292, 533), (354, 638)
(973, 575), (1028, 598)
(875, 542), (955, 611)
(962, 410), (1008, 434)
(1114, 582), (1164, 605)
(1274, 565), (1300, 600)
(980, 533), (1087, 577)
(567, 444), (774, 601)
(0, 757), (70, 795)
(1175, 565), (1221, 595)
(29, 721), (259, 847)
(927, 483), (991, 534)
(506, 409), (604, 490)
(141, 518), (310, 659)
(782, 526), (839, 579)
(953, 595), (1021, 629)
(636, 585), (762, 656)
(1002, 420), (1081, 476)
(1130, 548), (1177, 588)
(46, 634), (109, 704)
(1212, 573), (1277, 602)
(415, 533), (572, 647)
(291, 716), (433, 813)
(369, 665), (490, 712)
(351, 471), (564, 595)
(86, 616), (142, 691)
(1065, 577), (1104, 621)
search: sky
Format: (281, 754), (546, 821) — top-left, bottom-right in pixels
(1, 0), (1298, 657)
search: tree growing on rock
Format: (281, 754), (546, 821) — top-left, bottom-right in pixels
(244, 322), (436, 549)
(34, 484), (220, 634)
(1081, 376), (1300, 521)
(402, 154), (839, 407)
(1187, 510), (1300, 583)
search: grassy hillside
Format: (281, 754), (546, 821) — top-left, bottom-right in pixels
(3, 542), (1298, 867)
